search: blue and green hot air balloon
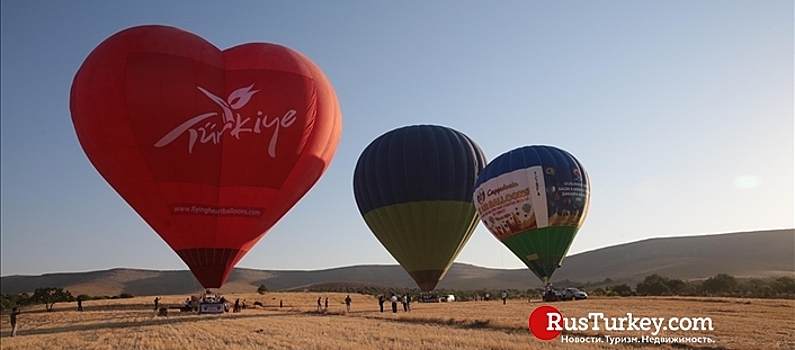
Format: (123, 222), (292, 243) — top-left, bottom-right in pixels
(474, 145), (590, 284)
(353, 125), (487, 291)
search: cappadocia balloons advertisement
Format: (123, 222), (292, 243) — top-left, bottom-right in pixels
(474, 146), (590, 284)
(1, 2), (792, 349)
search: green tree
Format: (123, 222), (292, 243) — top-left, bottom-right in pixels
(665, 278), (687, 295)
(702, 274), (738, 295)
(32, 287), (74, 312)
(742, 279), (766, 296)
(257, 284), (268, 295)
(610, 284), (633, 297)
(773, 276), (795, 295)
(1, 293), (32, 312)
(636, 274), (671, 296)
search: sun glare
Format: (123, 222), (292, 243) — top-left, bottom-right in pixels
(733, 175), (762, 190)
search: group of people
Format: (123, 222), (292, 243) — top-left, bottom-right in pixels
(316, 296), (327, 312)
(173, 292), (240, 313)
(378, 293), (411, 313)
(315, 291), (508, 315)
(472, 291), (509, 304)
(316, 295), (353, 312)
(232, 298), (247, 312)
(199, 294), (226, 304)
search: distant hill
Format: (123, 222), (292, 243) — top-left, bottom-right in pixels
(1, 229), (792, 296)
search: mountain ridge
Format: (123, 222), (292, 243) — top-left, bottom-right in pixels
(2, 229), (792, 296)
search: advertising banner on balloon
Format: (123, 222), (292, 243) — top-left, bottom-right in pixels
(474, 166), (546, 241)
(474, 165), (589, 241)
(548, 170), (589, 227)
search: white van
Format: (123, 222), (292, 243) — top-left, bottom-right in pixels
(440, 295), (455, 302)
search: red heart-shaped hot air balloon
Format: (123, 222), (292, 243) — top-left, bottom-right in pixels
(70, 25), (342, 288)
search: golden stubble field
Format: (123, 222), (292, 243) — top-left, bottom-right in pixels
(0, 293), (792, 350)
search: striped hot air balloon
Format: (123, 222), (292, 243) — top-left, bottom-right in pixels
(353, 125), (486, 291)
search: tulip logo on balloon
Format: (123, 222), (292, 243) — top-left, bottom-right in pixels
(154, 84), (297, 157)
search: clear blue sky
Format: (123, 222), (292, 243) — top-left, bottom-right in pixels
(2, 1), (792, 277)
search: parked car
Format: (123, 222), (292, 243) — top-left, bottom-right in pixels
(561, 288), (588, 300)
(439, 295), (456, 302)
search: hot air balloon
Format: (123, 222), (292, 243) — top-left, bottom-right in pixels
(70, 25), (342, 288)
(473, 145), (590, 284)
(353, 125), (486, 291)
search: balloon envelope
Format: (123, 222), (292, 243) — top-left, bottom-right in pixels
(70, 25), (342, 288)
(353, 125), (486, 291)
(474, 145), (590, 283)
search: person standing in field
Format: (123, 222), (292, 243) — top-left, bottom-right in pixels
(153, 297), (160, 310)
(9, 306), (20, 337)
(317, 297), (322, 312)
(402, 294), (408, 312)
(390, 294), (398, 313)
(325, 297), (329, 311)
(501, 290), (508, 305)
(77, 297), (83, 312)
(345, 295), (352, 312)
(378, 295), (385, 312)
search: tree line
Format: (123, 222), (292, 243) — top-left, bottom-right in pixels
(290, 274), (795, 300)
(3, 273), (792, 312)
(588, 274), (795, 298)
(1, 288), (135, 312)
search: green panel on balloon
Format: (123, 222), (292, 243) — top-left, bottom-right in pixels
(501, 226), (579, 283)
(362, 200), (479, 290)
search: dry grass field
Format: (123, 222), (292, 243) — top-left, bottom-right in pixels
(0, 293), (792, 349)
